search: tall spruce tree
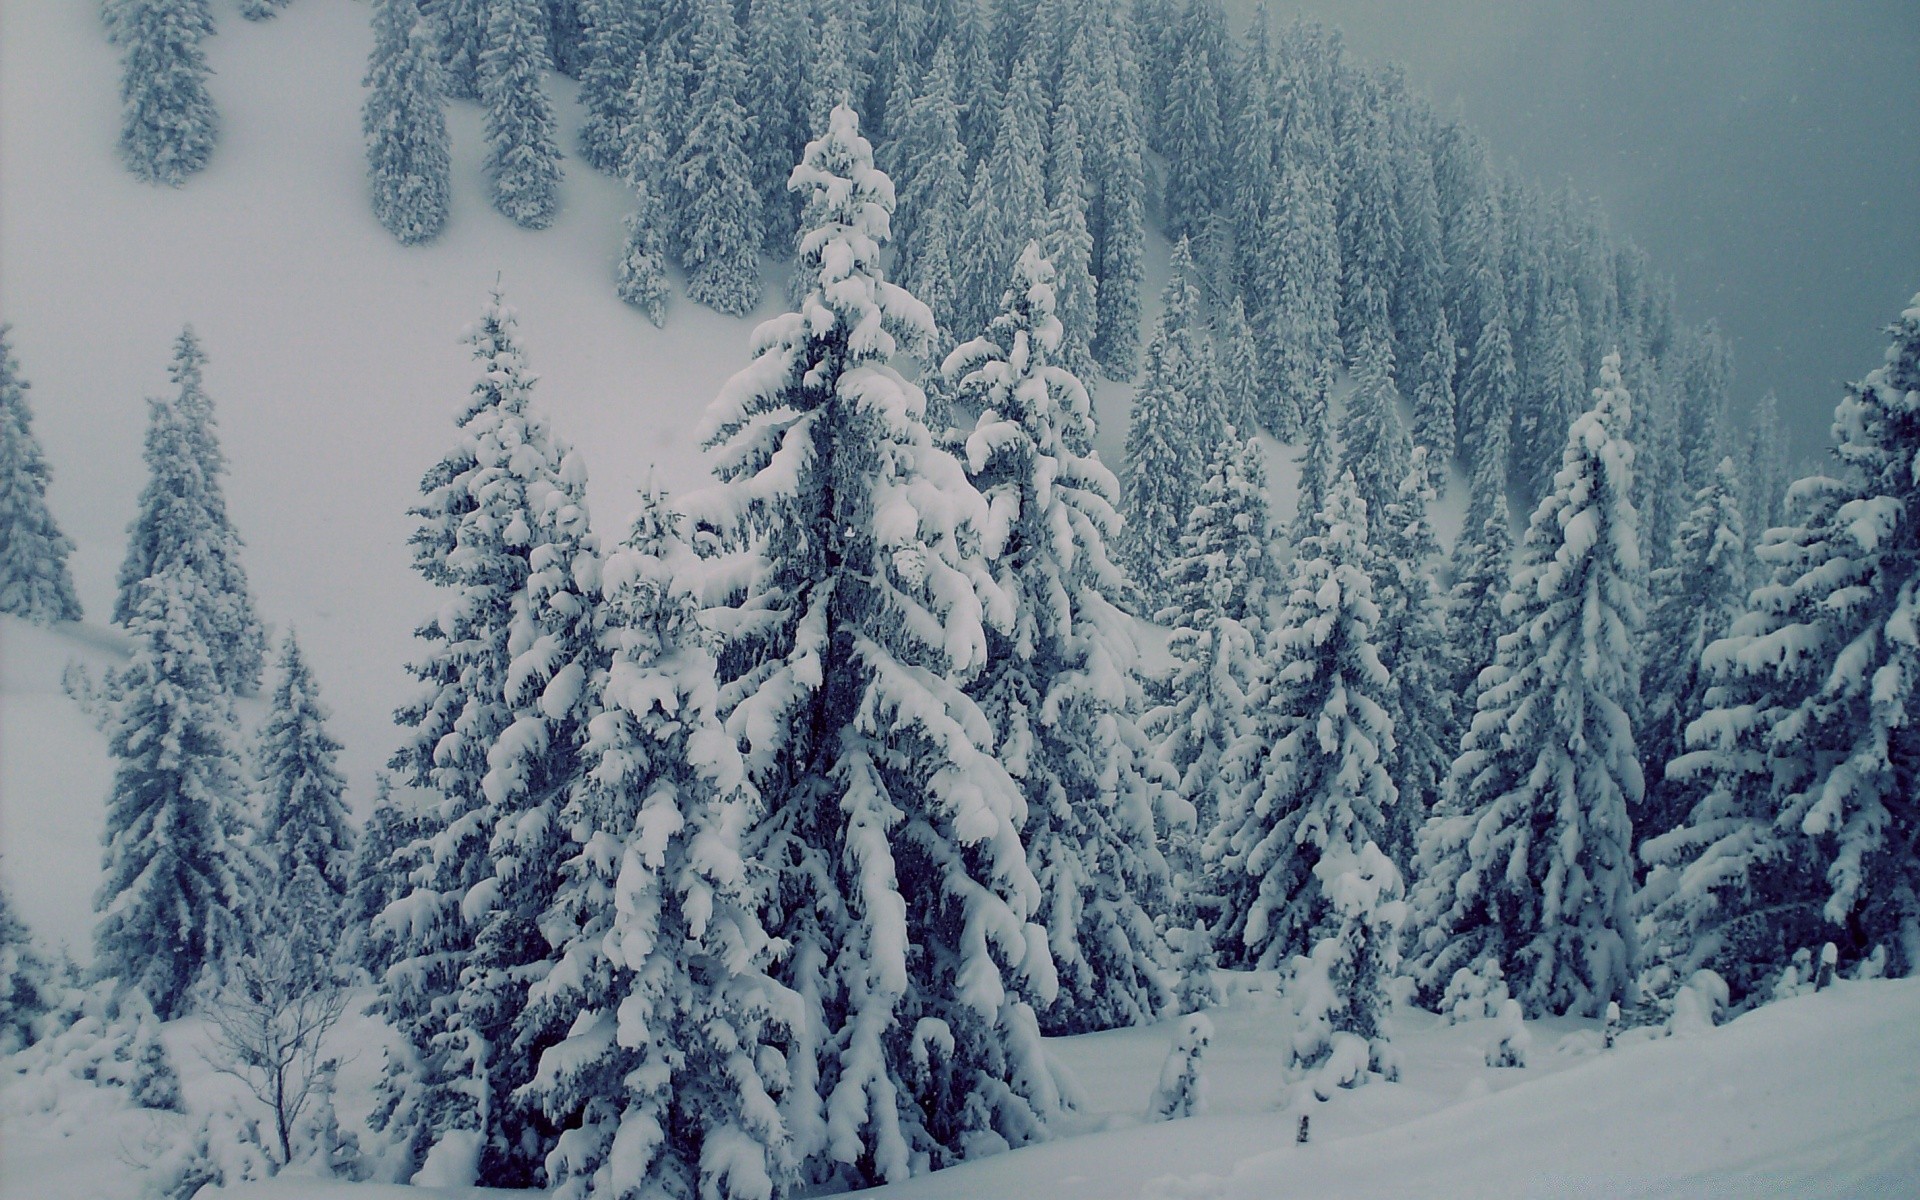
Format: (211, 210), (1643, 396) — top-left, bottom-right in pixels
(1372, 447), (1452, 865)
(1159, 0), (1227, 242)
(743, 0), (813, 249)
(1413, 353), (1642, 1018)
(481, 0), (564, 230)
(1120, 239), (1227, 604)
(1444, 434), (1514, 722)
(573, 0), (645, 175)
(952, 48), (1048, 340)
(433, 0), (489, 100)
(614, 48), (672, 325)
(673, 0), (762, 315)
(1410, 308), (1457, 485)
(890, 43), (969, 342)
(95, 563), (257, 1018)
(1643, 295), (1920, 997)
(255, 631), (355, 981)
(115, 0), (218, 185)
(116, 328), (266, 697)
(682, 107), (1061, 1189)
(1041, 102), (1100, 386)
(1212, 473), (1400, 1008)
(524, 490), (791, 1200)
(344, 776), (424, 982)
(1254, 121), (1341, 436)
(1080, 10), (1146, 381)
(379, 291), (602, 1187)
(0, 326), (83, 625)
(949, 243), (1173, 1037)
(364, 0), (453, 245)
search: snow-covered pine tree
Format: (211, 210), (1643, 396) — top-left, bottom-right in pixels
(255, 631), (355, 982)
(95, 562), (257, 1019)
(1457, 267), (1517, 492)
(1413, 353), (1642, 1018)
(1643, 295), (1920, 997)
(1150, 428), (1269, 857)
(1283, 842), (1404, 1088)
(115, 0), (218, 185)
(1444, 382), (1515, 720)
(672, 0), (762, 315)
(481, 0), (564, 230)
(1339, 329), (1410, 526)
(1120, 239), (1228, 606)
(116, 328), (266, 696)
(0, 883), (66, 1053)
(1742, 389), (1793, 544)
(1335, 86), (1402, 364)
(952, 48), (1048, 341)
(344, 776), (424, 981)
(363, 0), (452, 246)
(683, 106), (1061, 1189)
(1513, 283), (1585, 505)
(572, 0), (643, 174)
(238, 0), (289, 20)
(614, 47), (672, 325)
(523, 489), (791, 1200)
(1410, 308), (1457, 487)
(1636, 456), (1746, 848)
(1145, 1013), (1211, 1120)
(0, 326), (82, 625)
(1211, 473), (1399, 975)
(1159, 0), (1226, 244)
(889, 42), (968, 343)
(1372, 447), (1452, 864)
(1215, 296), (1262, 438)
(379, 290), (601, 1187)
(1042, 102), (1100, 388)
(742, 0), (812, 249)
(949, 242), (1173, 1036)
(1079, 10), (1147, 381)
(1288, 366), (1335, 546)
(1254, 119), (1341, 437)
(432, 0), (489, 101)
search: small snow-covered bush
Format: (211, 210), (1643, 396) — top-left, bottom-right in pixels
(1484, 998), (1530, 1068)
(1667, 970), (1729, 1037)
(1439, 957), (1509, 1024)
(144, 1101), (274, 1200)
(9, 983), (181, 1109)
(1147, 1013), (1212, 1121)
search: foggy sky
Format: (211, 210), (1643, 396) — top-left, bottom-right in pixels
(1232, 0), (1920, 459)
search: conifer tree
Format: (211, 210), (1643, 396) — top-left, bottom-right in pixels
(481, 0), (564, 230)
(1213, 474), (1400, 989)
(950, 243), (1173, 1036)
(363, 0), (452, 246)
(953, 49), (1048, 339)
(0, 884), (64, 1053)
(95, 563), (257, 1019)
(1335, 90), (1402, 362)
(1643, 295), (1920, 995)
(379, 291), (601, 1187)
(1159, 0), (1226, 243)
(1444, 436), (1513, 720)
(116, 328), (266, 697)
(1413, 354), (1642, 1018)
(255, 631), (355, 981)
(1410, 309), (1457, 486)
(1078, 11), (1146, 381)
(1216, 296), (1261, 437)
(1254, 125), (1341, 436)
(0, 327), (82, 625)
(1289, 367), (1336, 546)
(1742, 389), (1793, 542)
(1120, 240), (1227, 604)
(572, 0), (644, 174)
(432, 0), (489, 100)
(1514, 284), (1585, 504)
(742, 0), (813, 249)
(238, 0), (290, 20)
(673, 0), (762, 315)
(1150, 428), (1270, 853)
(1372, 447), (1452, 863)
(1339, 330), (1409, 525)
(524, 491), (791, 1200)
(890, 42), (968, 341)
(1458, 270), (1517, 492)
(115, 0), (218, 186)
(614, 48), (672, 325)
(344, 777), (424, 981)
(1042, 103), (1100, 386)
(683, 107), (1061, 1188)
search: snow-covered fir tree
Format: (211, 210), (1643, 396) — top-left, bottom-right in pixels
(672, 0), (762, 315)
(953, 48), (1049, 341)
(1335, 87), (1402, 363)
(95, 562), (257, 1019)
(614, 47), (672, 325)
(1215, 296), (1262, 439)
(1158, 0), (1227, 244)
(0, 326), (82, 625)
(1636, 456), (1746, 848)
(1413, 353), (1642, 1018)
(115, 0), (218, 185)
(432, 0), (489, 101)
(1282, 842), (1404, 1088)
(378, 290), (602, 1187)
(1253, 118), (1341, 436)
(1289, 368), (1336, 545)
(238, 0), (290, 20)
(1444, 394), (1515, 720)
(949, 243), (1173, 1036)
(1078, 10), (1147, 380)
(1042, 101), (1101, 388)
(1410, 309), (1457, 486)
(683, 106), (1062, 1189)
(344, 776), (424, 982)
(1150, 427), (1271, 852)
(0, 884), (66, 1053)
(1513, 283), (1587, 506)
(255, 631), (355, 981)
(889, 42), (969, 344)
(363, 0), (452, 245)
(480, 0), (564, 230)
(523, 489), (791, 1200)
(1742, 388), (1794, 542)
(742, 0), (813, 249)
(1643, 295), (1920, 998)
(1339, 329), (1410, 526)
(1120, 239), (1228, 605)
(116, 327), (266, 697)
(572, 0), (644, 175)
(1213, 473), (1400, 976)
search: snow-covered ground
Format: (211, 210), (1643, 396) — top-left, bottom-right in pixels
(5, 976), (1915, 1200)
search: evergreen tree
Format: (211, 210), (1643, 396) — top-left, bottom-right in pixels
(363, 0), (452, 246)
(1457, 269), (1517, 493)
(683, 107), (1061, 1189)
(0, 326), (82, 625)
(379, 291), (601, 1187)
(1042, 102), (1100, 386)
(742, 0), (813, 248)
(952, 49), (1048, 340)
(238, 0), (290, 20)
(1413, 353), (1642, 1018)
(890, 43), (969, 341)
(1643, 295), (1920, 996)
(1372, 447), (1452, 864)
(1120, 240), (1227, 605)
(115, 0), (218, 186)
(344, 776), (424, 981)
(95, 563), (257, 1019)
(614, 48), (672, 325)
(1742, 389), (1793, 542)
(432, 0), (489, 101)
(1289, 367), (1336, 546)
(1213, 473), (1400, 988)
(1444, 435), (1513, 721)
(524, 491), (791, 1200)
(1254, 123), (1341, 436)
(572, 0), (645, 175)
(1339, 329), (1409, 525)
(1514, 284), (1585, 504)
(1335, 88), (1402, 362)
(116, 328), (266, 697)
(1159, 2), (1226, 243)
(949, 243), (1173, 1036)
(1636, 456), (1746, 848)
(1150, 428), (1270, 856)
(255, 631), (355, 981)
(0, 883), (66, 1054)
(1410, 308), (1457, 486)
(1215, 296), (1261, 438)
(1080, 11), (1146, 381)
(673, 0), (762, 315)
(481, 0), (564, 230)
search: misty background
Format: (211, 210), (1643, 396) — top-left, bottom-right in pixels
(1235, 0), (1920, 460)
